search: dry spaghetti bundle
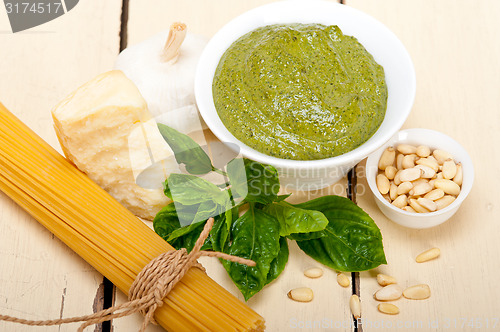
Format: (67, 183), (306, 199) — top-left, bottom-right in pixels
(0, 102), (265, 331)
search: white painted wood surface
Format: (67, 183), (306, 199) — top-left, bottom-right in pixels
(0, 1), (123, 331)
(2, 0), (499, 331)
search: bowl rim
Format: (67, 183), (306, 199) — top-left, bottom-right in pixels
(365, 128), (474, 221)
(195, 0), (416, 170)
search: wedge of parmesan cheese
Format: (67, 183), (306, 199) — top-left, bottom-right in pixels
(52, 70), (178, 220)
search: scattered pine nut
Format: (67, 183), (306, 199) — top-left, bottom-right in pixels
(288, 287), (313, 302)
(403, 284), (431, 300)
(378, 303), (400, 315)
(374, 284), (403, 301)
(337, 273), (350, 288)
(304, 267), (323, 278)
(416, 247), (441, 263)
(376, 274), (397, 286)
(349, 295), (361, 319)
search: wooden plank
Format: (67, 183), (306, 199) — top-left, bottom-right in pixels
(345, 0), (500, 331)
(0, 1), (123, 331)
(119, 1), (354, 331)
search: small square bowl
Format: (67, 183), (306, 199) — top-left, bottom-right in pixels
(365, 128), (474, 229)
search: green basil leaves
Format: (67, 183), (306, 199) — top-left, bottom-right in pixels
(153, 124), (386, 300)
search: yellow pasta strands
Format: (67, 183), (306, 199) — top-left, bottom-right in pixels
(0, 103), (265, 331)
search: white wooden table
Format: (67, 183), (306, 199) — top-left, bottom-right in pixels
(1, 1), (499, 331)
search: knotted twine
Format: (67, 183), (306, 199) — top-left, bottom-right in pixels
(0, 218), (255, 331)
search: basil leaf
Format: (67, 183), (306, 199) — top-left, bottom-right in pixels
(264, 201), (328, 237)
(294, 196), (387, 272)
(275, 193), (292, 202)
(153, 203), (180, 239)
(266, 237), (289, 285)
(211, 210), (232, 252)
(227, 158), (280, 204)
(222, 204), (280, 300)
(165, 173), (229, 206)
(153, 203), (212, 252)
(158, 123), (213, 175)
(286, 230), (327, 241)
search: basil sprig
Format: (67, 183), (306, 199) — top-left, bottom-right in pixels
(153, 124), (386, 300)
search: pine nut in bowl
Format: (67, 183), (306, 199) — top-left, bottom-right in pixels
(366, 128), (474, 229)
(195, 0), (416, 190)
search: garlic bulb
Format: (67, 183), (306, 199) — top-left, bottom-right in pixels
(115, 22), (208, 135)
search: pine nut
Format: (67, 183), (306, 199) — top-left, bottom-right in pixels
(436, 172), (444, 180)
(410, 182), (433, 196)
(392, 195), (408, 209)
(435, 195), (456, 210)
(402, 206), (416, 213)
(377, 274), (397, 286)
(409, 198), (430, 213)
(389, 183), (398, 201)
(399, 168), (422, 182)
(453, 163), (463, 186)
(304, 267), (323, 278)
(412, 178), (429, 186)
(397, 181), (413, 195)
(376, 174), (390, 195)
(416, 247), (440, 263)
(416, 157), (439, 172)
(394, 170), (402, 185)
(416, 145), (431, 158)
(378, 147), (396, 170)
(337, 273), (350, 288)
(415, 165), (436, 179)
(403, 284), (431, 300)
(433, 149), (453, 165)
(402, 154), (417, 169)
(442, 159), (457, 179)
(350, 295), (361, 319)
(378, 303), (400, 315)
(424, 189), (445, 201)
(396, 153), (404, 170)
(397, 144), (417, 155)
(383, 194), (391, 203)
(374, 284), (403, 301)
(434, 179), (461, 196)
(385, 166), (398, 180)
(288, 287), (313, 302)
(417, 197), (437, 212)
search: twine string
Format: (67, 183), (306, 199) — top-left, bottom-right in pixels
(0, 218), (255, 332)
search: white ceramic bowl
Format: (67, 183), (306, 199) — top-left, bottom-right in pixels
(195, 0), (416, 190)
(366, 128), (474, 229)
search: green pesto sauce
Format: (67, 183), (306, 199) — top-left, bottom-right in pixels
(212, 23), (387, 160)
